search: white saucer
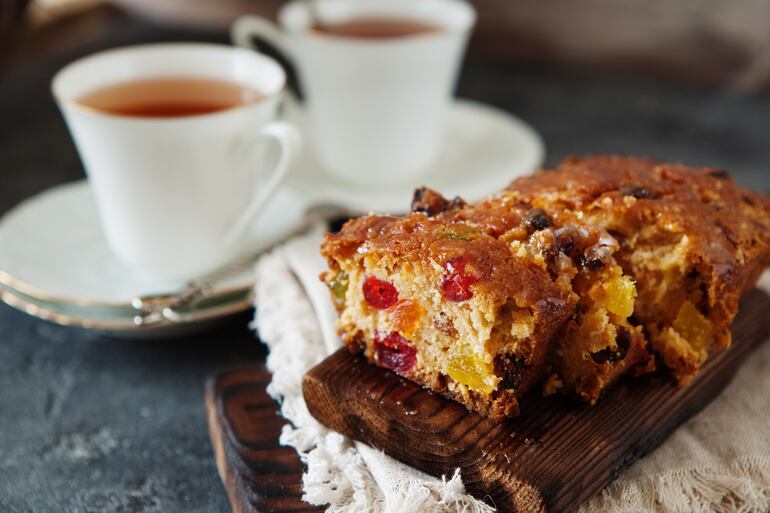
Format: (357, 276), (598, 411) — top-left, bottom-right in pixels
(287, 98), (545, 213)
(0, 181), (308, 335)
(0, 98), (544, 336)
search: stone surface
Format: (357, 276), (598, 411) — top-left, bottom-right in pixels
(1, 10), (769, 513)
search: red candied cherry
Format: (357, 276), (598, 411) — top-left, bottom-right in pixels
(440, 256), (479, 302)
(374, 331), (416, 374)
(363, 275), (399, 309)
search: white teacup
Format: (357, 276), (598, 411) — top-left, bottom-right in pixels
(52, 43), (301, 280)
(232, 0), (475, 186)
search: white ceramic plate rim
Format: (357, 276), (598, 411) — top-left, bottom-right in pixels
(0, 281), (254, 334)
(0, 181), (308, 307)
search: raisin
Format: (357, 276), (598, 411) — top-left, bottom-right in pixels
(553, 227), (575, 254)
(590, 348), (614, 364)
(374, 331), (416, 374)
(536, 297), (567, 317)
(621, 186), (659, 200)
(591, 326), (632, 364)
(577, 254), (604, 271)
(523, 208), (552, 231)
(616, 326), (632, 354)
(362, 275), (399, 309)
(440, 257), (479, 302)
(494, 353), (528, 390)
(578, 244), (612, 271)
(707, 169), (730, 180)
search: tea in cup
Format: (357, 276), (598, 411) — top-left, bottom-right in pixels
(52, 43), (301, 280)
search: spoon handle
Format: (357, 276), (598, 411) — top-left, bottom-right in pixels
(131, 204), (351, 327)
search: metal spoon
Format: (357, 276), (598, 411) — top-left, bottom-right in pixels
(131, 203), (353, 327)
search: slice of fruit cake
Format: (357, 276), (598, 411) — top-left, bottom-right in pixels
(321, 184), (648, 416)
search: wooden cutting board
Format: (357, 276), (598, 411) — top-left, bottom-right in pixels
(206, 366), (323, 513)
(207, 289), (769, 513)
(303, 288), (770, 513)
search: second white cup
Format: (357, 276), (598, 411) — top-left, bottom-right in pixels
(233, 0), (476, 186)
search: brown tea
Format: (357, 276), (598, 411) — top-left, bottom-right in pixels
(75, 77), (264, 118)
(311, 17), (440, 39)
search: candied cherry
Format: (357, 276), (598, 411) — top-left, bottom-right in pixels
(441, 257), (479, 302)
(374, 331), (416, 374)
(363, 275), (398, 309)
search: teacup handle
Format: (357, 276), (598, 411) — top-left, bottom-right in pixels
(224, 121), (302, 246)
(232, 16), (304, 100)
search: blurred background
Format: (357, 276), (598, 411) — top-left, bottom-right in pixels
(3, 0), (770, 206)
(4, 0), (770, 91)
(4, 0), (770, 218)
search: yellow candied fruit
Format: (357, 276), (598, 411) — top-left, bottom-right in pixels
(601, 275), (636, 318)
(447, 351), (497, 395)
(673, 300), (713, 352)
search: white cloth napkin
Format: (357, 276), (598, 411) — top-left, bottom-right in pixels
(253, 227), (770, 513)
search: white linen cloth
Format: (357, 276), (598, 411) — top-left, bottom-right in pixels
(253, 228), (770, 513)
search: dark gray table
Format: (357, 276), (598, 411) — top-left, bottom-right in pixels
(2, 12), (769, 513)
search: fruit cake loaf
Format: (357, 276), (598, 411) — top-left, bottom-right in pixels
(321, 156), (770, 417)
(321, 185), (648, 416)
(506, 155), (770, 385)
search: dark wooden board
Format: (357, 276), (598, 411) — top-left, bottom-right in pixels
(303, 289), (770, 513)
(205, 365), (322, 513)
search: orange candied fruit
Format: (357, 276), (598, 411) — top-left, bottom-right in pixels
(389, 300), (424, 337)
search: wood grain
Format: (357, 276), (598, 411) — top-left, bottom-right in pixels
(205, 365), (322, 513)
(303, 288), (770, 513)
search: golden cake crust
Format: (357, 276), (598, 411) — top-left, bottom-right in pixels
(507, 156), (770, 284)
(323, 213), (573, 314)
